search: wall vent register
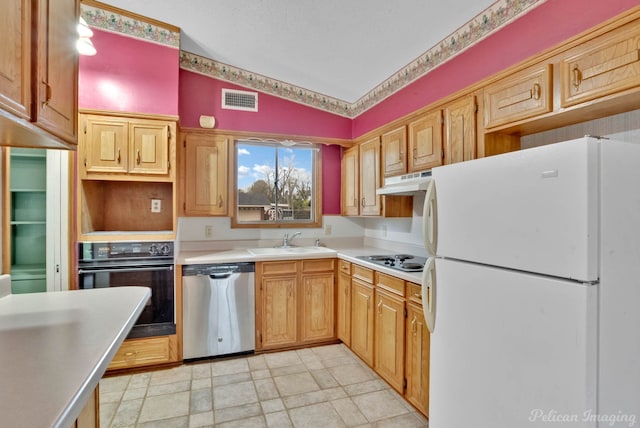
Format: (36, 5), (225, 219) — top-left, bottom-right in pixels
(222, 88), (258, 111)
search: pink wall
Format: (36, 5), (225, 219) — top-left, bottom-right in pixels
(321, 145), (342, 214)
(352, 0), (639, 138)
(179, 70), (352, 139)
(79, 29), (179, 116)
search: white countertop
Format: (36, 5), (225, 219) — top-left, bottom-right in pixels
(0, 286), (151, 428)
(178, 247), (424, 284)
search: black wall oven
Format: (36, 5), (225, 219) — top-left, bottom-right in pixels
(78, 241), (176, 338)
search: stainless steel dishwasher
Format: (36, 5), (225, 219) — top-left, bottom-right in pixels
(182, 262), (255, 360)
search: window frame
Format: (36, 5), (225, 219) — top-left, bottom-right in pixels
(231, 139), (323, 228)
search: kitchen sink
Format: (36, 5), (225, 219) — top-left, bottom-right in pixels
(247, 246), (336, 256)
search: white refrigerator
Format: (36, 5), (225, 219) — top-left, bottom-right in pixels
(421, 136), (640, 427)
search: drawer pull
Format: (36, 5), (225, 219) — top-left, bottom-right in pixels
(218, 194), (223, 208)
(117, 148), (121, 164)
(572, 66), (582, 89)
(532, 83), (541, 100)
(136, 149), (141, 165)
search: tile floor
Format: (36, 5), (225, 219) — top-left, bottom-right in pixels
(99, 344), (428, 427)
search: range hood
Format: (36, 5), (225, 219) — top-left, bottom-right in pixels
(376, 171), (432, 195)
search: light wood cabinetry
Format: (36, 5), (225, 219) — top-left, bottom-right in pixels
(484, 64), (553, 129)
(79, 113), (175, 180)
(350, 265), (375, 366)
(181, 131), (229, 216)
(337, 260), (352, 346)
(0, 0), (78, 149)
(560, 18), (640, 108)
(108, 335), (178, 370)
(405, 302), (430, 417)
(408, 110), (443, 172)
(73, 386), (99, 428)
(256, 259), (335, 352)
(359, 137), (381, 216)
(381, 126), (407, 177)
(374, 272), (406, 393)
(341, 146), (359, 216)
(445, 95), (477, 164)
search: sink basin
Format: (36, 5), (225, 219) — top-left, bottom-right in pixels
(248, 246), (336, 256)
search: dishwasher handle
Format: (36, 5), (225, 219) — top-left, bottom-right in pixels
(209, 272), (234, 279)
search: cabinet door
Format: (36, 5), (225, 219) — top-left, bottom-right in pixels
(337, 271), (352, 346)
(408, 110), (443, 172)
(484, 64), (552, 129)
(183, 133), (229, 215)
(34, 0), (78, 144)
(381, 126), (407, 177)
(81, 116), (129, 175)
(0, 0), (31, 119)
(129, 121), (171, 175)
(351, 278), (374, 366)
(561, 20), (640, 108)
(445, 95), (476, 165)
(301, 272), (335, 343)
(374, 290), (405, 392)
(359, 137), (381, 216)
(405, 304), (430, 417)
(341, 146), (359, 216)
(260, 275), (297, 349)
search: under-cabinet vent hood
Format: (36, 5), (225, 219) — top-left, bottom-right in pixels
(376, 171), (432, 195)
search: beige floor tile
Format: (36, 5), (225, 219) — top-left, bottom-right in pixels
(322, 356), (360, 369)
(330, 397), (368, 426)
(260, 397), (285, 413)
(122, 387), (146, 401)
(190, 362), (212, 379)
(351, 390), (409, 422)
(270, 363), (308, 377)
(111, 398), (143, 427)
(211, 358), (250, 376)
(149, 366), (192, 386)
(323, 386), (348, 401)
(191, 377), (212, 390)
(99, 401), (118, 427)
(214, 403), (262, 424)
(213, 371), (252, 386)
(251, 369), (272, 380)
(374, 412), (428, 427)
(265, 410), (293, 428)
(138, 391), (190, 423)
(283, 390), (328, 409)
(217, 415), (266, 428)
(310, 368), (340, 389)
(127, 372), (151, 389)
(100, 375), (131, 394)
(190, 387), (213, 413)
(274, 372), (321, 396)
(264, 350), (302, 368)
(213, 380), (258, 409)
(343, 380), (387, 397)
(136, 415), (189, 427)
(247, 355), (268, 371)
(289, 401), (346, 428)
(147, 380), (191, 397)
(100, 389), (124, 404)
(254, 378), (280, 400)
(328, 363), (376, 386)
(188, 410), (214, 428)
(312, 344), (353, 361)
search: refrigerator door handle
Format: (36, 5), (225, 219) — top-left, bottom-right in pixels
(421, 257), (436, 333)
(423, 180), (438, 255)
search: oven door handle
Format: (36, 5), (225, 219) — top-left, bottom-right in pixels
(78, 266), (174, 274)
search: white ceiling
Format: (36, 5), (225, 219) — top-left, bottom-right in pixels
(98, 0), (497, 103)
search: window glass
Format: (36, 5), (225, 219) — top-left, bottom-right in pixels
(235, 141), (318, 225)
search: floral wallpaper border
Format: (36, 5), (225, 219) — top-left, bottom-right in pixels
(84, 0), (545, 117)
(80, 4), (180, 48)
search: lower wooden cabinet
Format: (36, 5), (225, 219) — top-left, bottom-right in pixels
(350, 277), (375, 366)
(107, 335), (178, 371)
(336, 260), (352, 346)
(256, 259), (336, 351)
(73, 386), (99, 428)
(405, 303), (430, 417)
(374, 289), (405, 392)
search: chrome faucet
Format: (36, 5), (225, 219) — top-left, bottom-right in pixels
(283, 232), (301, 247)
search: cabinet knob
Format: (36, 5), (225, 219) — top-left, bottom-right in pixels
(361, 197), (366, 208)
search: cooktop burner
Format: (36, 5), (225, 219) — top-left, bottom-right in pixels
(356, 254), (427, 272)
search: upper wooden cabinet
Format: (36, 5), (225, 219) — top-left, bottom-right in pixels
(0, 0), (78, 148)
(483, 64), (553, 129)
(408, 110), (443, 172)
(560, 18), (640, 108)
(79, 113), (176, 180)
(445, 95), (477, 165)
(381, 126), (407, 177)
(181, 131), (229, 216)
(341, 146), (359, 216)
(359, 137), (381, 216)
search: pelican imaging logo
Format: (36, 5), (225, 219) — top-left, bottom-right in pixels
(528, 409), (636, 426)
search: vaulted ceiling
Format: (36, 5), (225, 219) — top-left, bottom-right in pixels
(96, 0), (544, 116)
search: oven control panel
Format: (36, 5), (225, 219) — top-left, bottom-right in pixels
(79, 241), (174, 261)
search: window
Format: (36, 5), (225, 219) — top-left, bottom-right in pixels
(233, 140), (321, 227)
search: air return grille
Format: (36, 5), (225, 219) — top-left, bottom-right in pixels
(222, 89), (258, 112)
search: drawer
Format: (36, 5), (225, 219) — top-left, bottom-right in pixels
(560, 19), (640, 108)
(108, 335), (177, 370)
(407, 282), (423, 305)
(375, 272), (405, 297)
(338, 259), (351, 275)
(483, 63), (552, 128)
(260, 260), (298, 275)
(352, 264), (374, 283)
(302, 258), (335, 273)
